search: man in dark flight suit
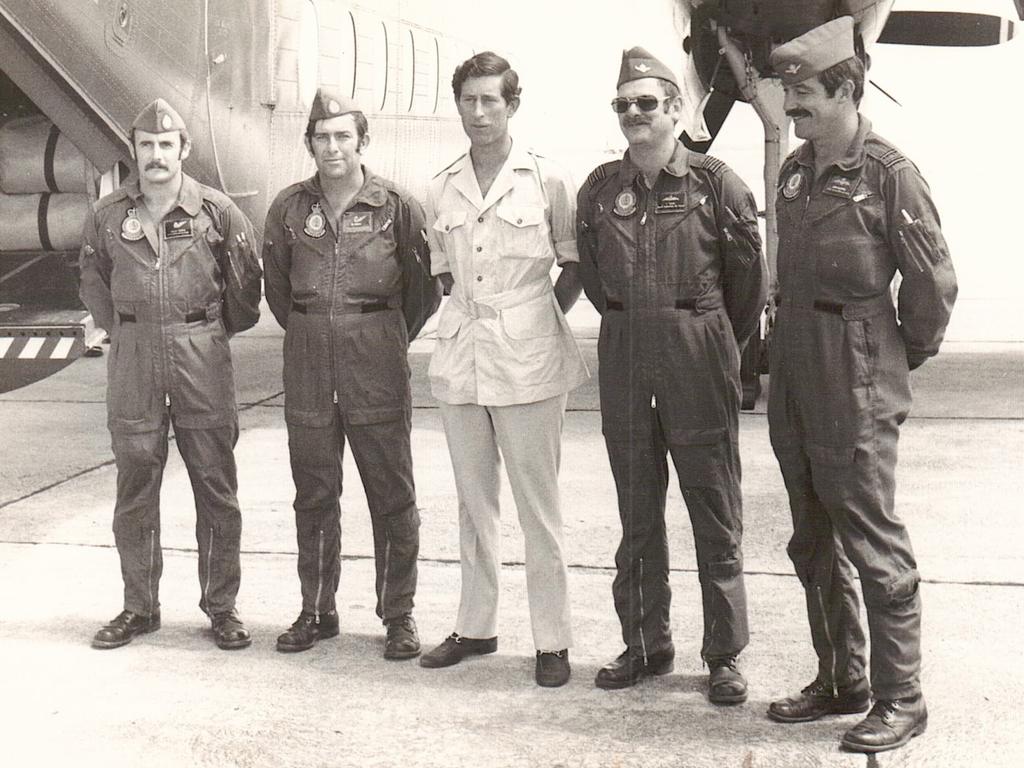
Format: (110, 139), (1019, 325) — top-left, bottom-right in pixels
(578, 48), (766, 704)
(81, 98), (262, 650)
(263, 89), (440, 659)
(764, 18), (957, 754)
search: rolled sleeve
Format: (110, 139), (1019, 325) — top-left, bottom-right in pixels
(543, 164), (579, 266)
(423, 187), (450, 276)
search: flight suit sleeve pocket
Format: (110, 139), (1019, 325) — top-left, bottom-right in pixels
(501, 294), (561, 339)
(896, 219), (944, 273)
(722, 206), (761, 269)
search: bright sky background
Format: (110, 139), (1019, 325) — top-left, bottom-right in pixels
(412, 0), (1024, 340)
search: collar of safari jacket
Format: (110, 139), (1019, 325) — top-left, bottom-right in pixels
(125, 172), (204, 217)
(619, 140), (691, 186)
(446, 140), (535, 211)
(301, 167), (389, 209)
(792, 114), (872, 173)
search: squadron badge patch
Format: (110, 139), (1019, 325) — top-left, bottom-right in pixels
(782, 171), (804, 200)
(613, 189), (637, 217)
(304, 202), (327, 238)
(121, 207), (144, 241)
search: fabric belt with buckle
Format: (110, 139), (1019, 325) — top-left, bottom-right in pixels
(118, 309), (207, 323)
(777, 294), (892, 320)
(291, 301), (390, 315)
(605, 298), (699, 311)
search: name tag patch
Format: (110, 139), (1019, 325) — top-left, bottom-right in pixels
(342, 212), (374, 233)
(163, 218), (193, 239)
(824, 175), (857, 198)
(655, 192), (688, 214)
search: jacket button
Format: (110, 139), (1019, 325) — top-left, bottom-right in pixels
(476, 275), (483, 282)
(475, 246), (482, 252)
(516, 218), (522, 224)
(477, 216), (484, 223)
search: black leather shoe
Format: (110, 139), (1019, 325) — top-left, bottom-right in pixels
(594, 646), (675, 690)
(211, 610), (252, 650)
(768, 677), (871, 723)
(92, 610), (161, 649)
(536, 650), (571, 687)
(276, 610), (340, 652)
(841, 695), (928, 753)
(384, 615), (421, 660)
(419, 633), (497, 668)
(708, 656), (748, 704)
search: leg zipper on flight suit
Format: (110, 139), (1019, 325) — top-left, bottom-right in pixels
(203, 526), (214, 613)
(638, 557), (648, 662)
(314, 529), (325, 621)
(380, 538), (392, 617)
(147, 529), (156, 616)
(816, 585), (838, 697)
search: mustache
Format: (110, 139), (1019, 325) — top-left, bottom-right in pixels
(786, 109), (811, 119)
(145, 160), (169, 170)
(624, 117), (651, 127)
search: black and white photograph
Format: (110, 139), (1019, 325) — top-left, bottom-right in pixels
(1, 1), (1021, 765)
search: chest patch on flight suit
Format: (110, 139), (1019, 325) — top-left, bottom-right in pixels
(342, 211), (375, 233)
(782, 171), (804, 200)
(163, 218), (193, 239)
(824, 175), (857, 198)
(303, 203), (327, 238)
(121, 207), (144, 241)
(655, 193), (688, 214)
(613, 189), (637, 217)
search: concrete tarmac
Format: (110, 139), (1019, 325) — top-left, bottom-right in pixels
(1, 301), (1022, 767)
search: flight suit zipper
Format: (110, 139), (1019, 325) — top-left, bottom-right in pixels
(147, 528), (156, 616)
(380, 538), (392, 616)
(638, 556), (648, 662)
(156, 233), (171, 411)
(815, 585), (838, 697)
(204, 526), (214, 611)
(329, 232), (341, 411)
(314, 528), (325, 620)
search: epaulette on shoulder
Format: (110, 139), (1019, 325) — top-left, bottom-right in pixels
(866, 136), (912, 171)
(200, 183), (233, 210)
(691, 153), (727, 176)
(584, 160), (618, 190)
(432, 153), (467, 179)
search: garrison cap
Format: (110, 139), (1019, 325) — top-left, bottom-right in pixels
(307, 88), (361, 124)
(617, 46), (678, 88)
(769, 16), (856, 85)
(131, 98), (187, 133)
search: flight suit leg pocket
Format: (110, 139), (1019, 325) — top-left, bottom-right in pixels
(667, 427), (728, 488)
(805, 441), (858, 507)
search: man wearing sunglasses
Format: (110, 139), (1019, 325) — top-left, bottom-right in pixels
(577, 47), (767, 704)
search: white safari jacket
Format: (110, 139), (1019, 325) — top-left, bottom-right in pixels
(425, 143), (589, 406)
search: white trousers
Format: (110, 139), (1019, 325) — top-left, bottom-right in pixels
(439, 394), (573, 651)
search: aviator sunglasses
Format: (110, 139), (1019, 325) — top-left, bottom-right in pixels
(610, 95), (670, 113)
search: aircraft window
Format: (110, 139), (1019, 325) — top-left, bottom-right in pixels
(404, 29), (416, 113)
(373, 21), (389, 111)
(433, 37), (440, 114)
(340, 11), (357, 98)
(296, 0), (319, 108)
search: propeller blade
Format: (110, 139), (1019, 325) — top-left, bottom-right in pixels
(681, 89), (734, 153)
(1016, 0), (1024, 22)
(879, 11), (1015, 46)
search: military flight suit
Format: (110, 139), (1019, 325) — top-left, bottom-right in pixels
(79, 174), (262, 618)
(577, 142), (766, 662)
(768, 117), (956, 700)
(262, 170), (440, 623)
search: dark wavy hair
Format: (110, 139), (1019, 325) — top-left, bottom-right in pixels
(818, 56), (865, 106)
(452, 51), (521, 104)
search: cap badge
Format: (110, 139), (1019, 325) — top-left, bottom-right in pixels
(304, 202), (327, 238)
(161, 113), (173, 130)
(634, 62), (651, 73)
(782, 171), (804, 200)
(121, 207), (145, 241)
(785, 63), (802, 75)
(328, 99), (341, 114)
(613, 189), (637, 217)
